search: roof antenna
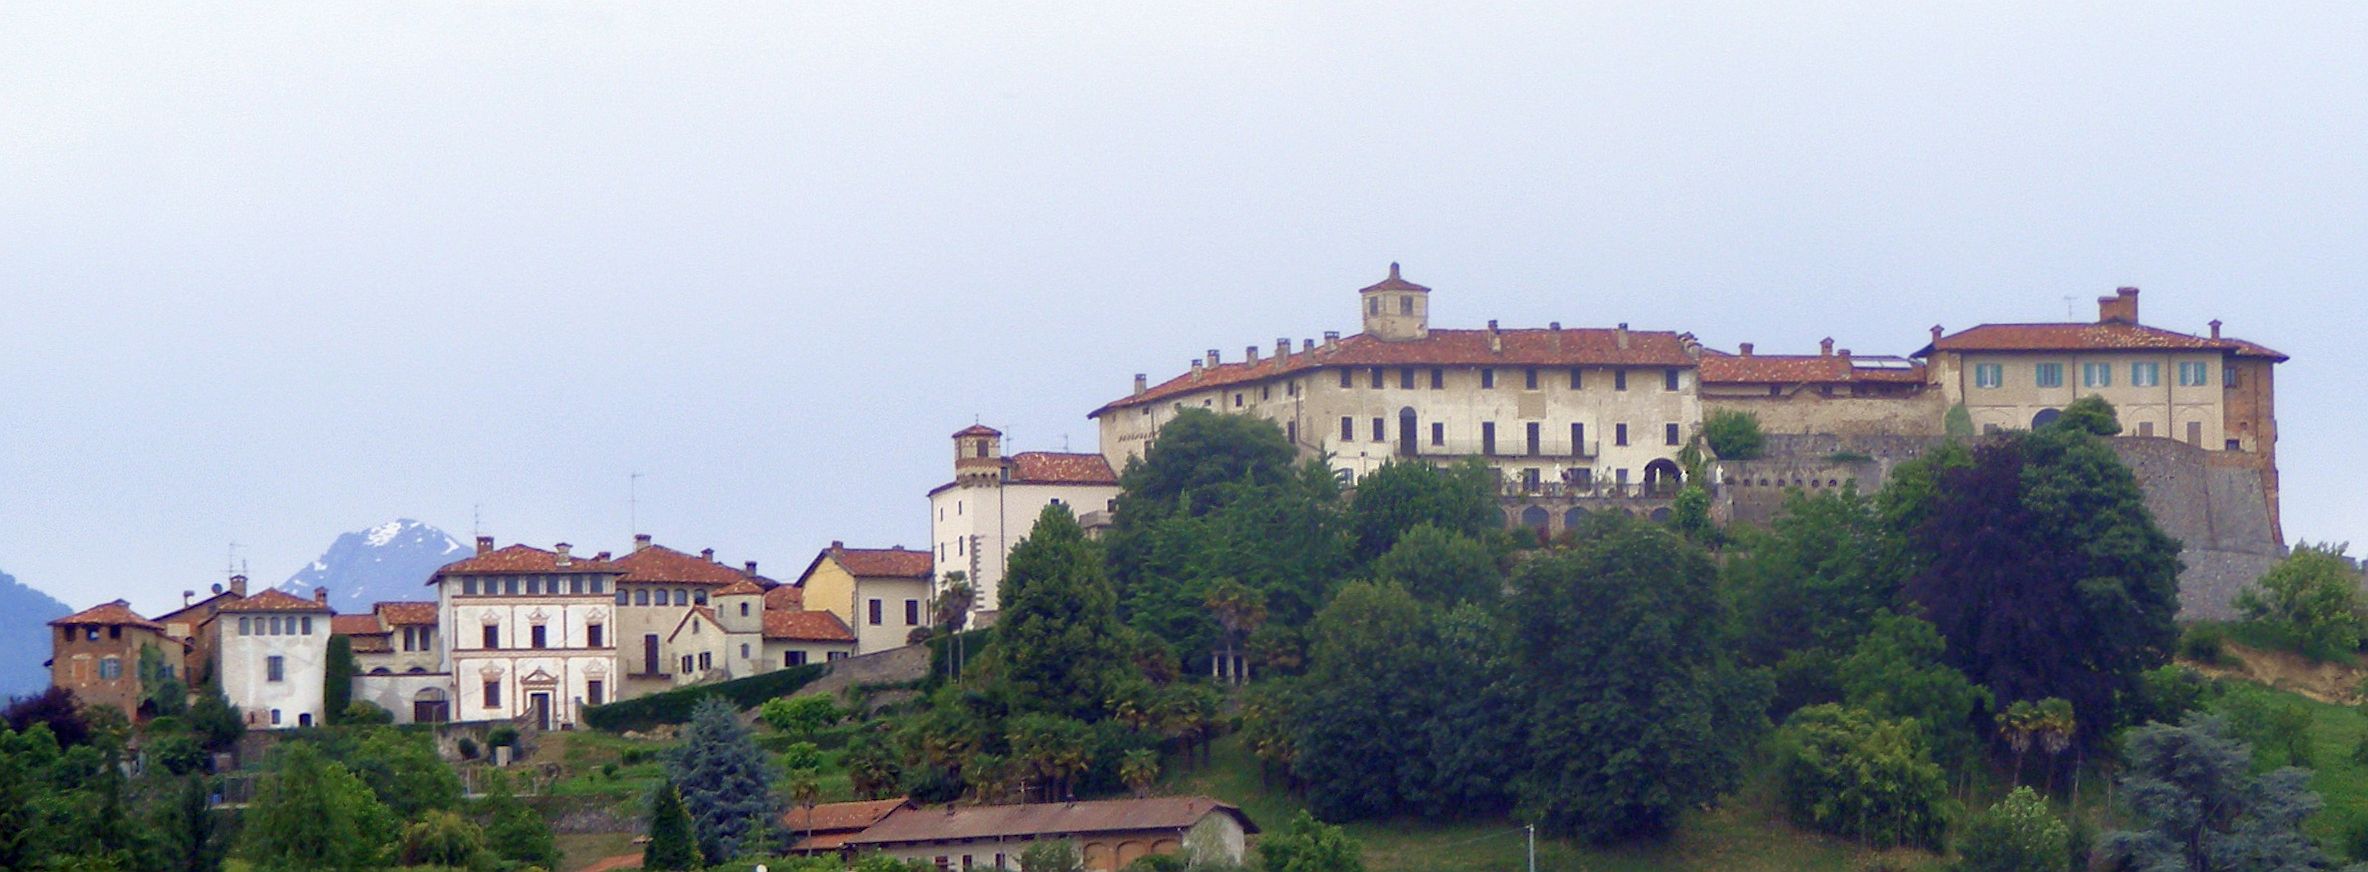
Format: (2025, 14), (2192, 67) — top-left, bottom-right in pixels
(1061, 432), (1071, 451)
(629, 471), (643, 537)
(2062, 295), (2079, 320)
(225, 542), (242, 579)
(471, 504), (483, 538)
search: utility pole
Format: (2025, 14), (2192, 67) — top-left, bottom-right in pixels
(1526, 823), (1535, 872)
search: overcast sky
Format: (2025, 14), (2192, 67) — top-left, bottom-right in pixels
(3, 4), (2361, 616)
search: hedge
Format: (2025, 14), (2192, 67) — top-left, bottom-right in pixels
(582, 664), (828, 732)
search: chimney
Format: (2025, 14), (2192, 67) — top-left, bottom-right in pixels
(555, 542), (572, 567)
(1205, 348), (1220, 368)
(313, 586), (327, 605)
(701, 548), (715, 562)
(1486, 320), (1502, 352)
(744, 561), (759, 575)
(830, 540), (844, 551)
(2098, 286), (2140, 324)
(1276, 338), (1291, 359)
(1245, 345), (1260, 364)
(2210, 319), (2223, 339)
(1189, 359), (1204, 379)
(1322, 331), (1340, 350)
(1837, 348), (1852, 359)
(229, 575), (247, 596)
(1738, 342), (1754, 357)
(1931, 324), (1944, 343)
(1617, 323), (1631, 350)
(1302, 338), (1315, 352)
(593, 551), (611, 561)
(1820, 337), (1835, 357)
(476, 535), (494, 555)
(633, 533), (652, 552)
(183, 590), (195, 607)
(1549, 321), (1561, 331)
(1132, 373), (1147, 396)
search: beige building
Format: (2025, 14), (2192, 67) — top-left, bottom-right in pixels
(840, 796), (1258, 872)
(795, 543), (934, 654)
(217, 588), (334, 729)
(929, 424), (1121, 617)
(1917, 287), (2287, 536)
(432, 540), (623, 730)
(1698, 341), (1945, 437)
(1091, 264), (1705, 535)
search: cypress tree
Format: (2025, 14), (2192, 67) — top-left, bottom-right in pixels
(644, 780), (699, 872)
(999, 504), (1128, 720)
(322, 634), (354, 722)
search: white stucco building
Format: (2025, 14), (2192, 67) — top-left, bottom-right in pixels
(929, 425), (1121, 617)
(217, 588), (333, 729)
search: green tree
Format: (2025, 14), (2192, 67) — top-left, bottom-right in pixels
(1204, 578), (1266, 684)
(1836, 611), (1992, 779)
(1344, 458), (1499, 564)
(1259, 810), (1365, 872)
(1724, 485), (1905, 711)
(1368, 523), (1502, 607)
(1009, 713), (1094, 801)
(668, 696), (777, 864)
(1018, 840), (1084, 872)
(1769, 704), (1948, 850)
(2235, 542), (2366, 660)
(1956, 787), (2070, 872)
(1119, 748), (1159, 797)
(1294, 580), (1433, 819)
(2101, 716), (2345, 871)
(1702, 409), (1766, 460)
(2052, 394), (2121, 436)
(845, 726), (905, 800)
(347, 726), (463, 819)
(999, 504), (1129, 719)
(138, 643), (189, 718)
(479, 768), (559, 872)
(643, 780), (699, 872)
(186, 688), (243, 752)
(397, 809), (489, 868)
(237, 742), (397, 872)
(1510, 519), (1770, 842)
(1900, 425), (2181, 742)
(145, 772), (228, 872)
(322, 634), (355, 722)
(759, 695), (843, 738)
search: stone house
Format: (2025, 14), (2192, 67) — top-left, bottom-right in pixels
(47, 600), (177, 719)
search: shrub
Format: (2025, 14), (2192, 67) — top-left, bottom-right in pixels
(582, 663), (828, 732)
(1769, 704), (1947, 850)
(2219, 687), (2314, 769)
(341, 701), (394, 725)
(396, 809), (488, 868)
(1703, 410), (1765, 460)
(758, 695), (842, 738)
(2235, 543), (2366, 662)
(1955, 787), (2069, 872)
(1019, 841), (1084, 872)
(2180, 623), (2231, 665)
(455, 736), (479, 759)
(486, 725), (519, 749)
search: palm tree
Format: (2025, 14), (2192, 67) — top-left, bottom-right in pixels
(2033, 697), (2077, 794)
(1205, 579), (1266, 685)
(1120, 749), (1160, 798)
(935, 572), (977, 679)
(788, 768), (822, 850)
(1998, 701), (2040, 786)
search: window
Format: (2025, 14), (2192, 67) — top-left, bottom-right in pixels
(504, 578), (518, 595)
(1367, 297), (1380, 315)
(1430, 422), (1444, 446)
(1429, 368), (1444, 389)
(786, 650), (807, 667)
(1400, 295), (1414, 315)
(1369, 367), (1383, 388)
(681, 655), (693, 674)
(690, 620), (699, 635)
(1571, 423), (1585, 454)
(587, 680), (604, 706)
(1232, 393), (1242, 408)
(588, 624), (604, 648)
(300, 616), (312, 635)
(1666, 423), (1681, 446)
(571, 576), (585, 594)
(483, 625), (499, 649)
(2138, 421), (2155, 437)
(740, 602), (750, 617)
(1399, 368), (1414, 389)
(591, 577), (605, 594)
(1481, 369), (1496, 389)
(698, 652), (711, 671)
(1371, 417), (1385, 441)
(2079, 362), (2110, 387)
(905, 599), (921, 626)
(634, 589), (649, 606)
(98, 657), (122, 680)
(2036, 363), (2064, 388)
(298, 713), (312, 727)
(266, 656), (285, 683)
(462, 578), (478, 595)
(2132, 362), (2161, 387)
(868, 599), (883, 626)
(2179, 362), (2210, 386)
(1481, 422), (1496, 455)
(1664, 369), (1680, 391)
(674, 589), (689, 606)
(740, 643), (750, 659)
(827, 651), (848, 662)
(1615, 423), (1629, 446)
(1614, 369), (1628, 391)
(531, 625), (547, 649)
(1286, 421), (1296, 443)
(1975, 363), (2004, 388)
(1568, 367), (1582, 389)
(483, 680), (501, 708)
(1339, 369), (1352, 388)
(268, 616), (281, 635)
(1526, 422), (1541, 455)
(270, 709), (281, 725)
(2224, 366), (2240, 387)
(693, 590), (706, 605)
(526, 577), (541, 595)
(238, 617), (251, 635)
(1340, 417), (1354, 441)
(1525, 368), (1540, 390)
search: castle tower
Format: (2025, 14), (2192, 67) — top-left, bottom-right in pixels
(1358, 262), (1431, 341)
(953, 424), (1004, 486)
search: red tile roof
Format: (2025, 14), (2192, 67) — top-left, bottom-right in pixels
(783, 798), (911, 840)
(1094, 327), (1699, 416)
(613, 545), (756, 587)
(155, 590), (245, 626)
(1359, 263), (1429, 293)
(765, 586), (806, 612)
(51, 600), (163, 632)
(1918, 322), (2287, 361)
(434, 544), (623, 577)
(219, 589), (331, 613)
(819, 546), (932, 580)
(847, 796), (1258, 848)
(375, 601), (439, 626)
(953, 424), (1003, 438)
(1699, 352), (1927, 385)
(716, 579), (766, 597)
(764, 610), (856, 643)
(1008, 452), (1120, 486)
(330, 615), (388, 636)
(667, 606), (724, 643)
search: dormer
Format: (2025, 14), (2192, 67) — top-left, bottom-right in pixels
(1358, 263), (1430, 342)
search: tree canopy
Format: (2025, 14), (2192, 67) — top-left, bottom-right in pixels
(999, 503), (1130, 720)
(1344, 458), (1499, 565)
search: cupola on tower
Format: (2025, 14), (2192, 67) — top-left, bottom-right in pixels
(1358, 262), (1430, 341)
(952, 424), (1003, 486)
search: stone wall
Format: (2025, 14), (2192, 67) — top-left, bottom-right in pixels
(798, 644), (931, 699)
(1704, 392), (1948, 439)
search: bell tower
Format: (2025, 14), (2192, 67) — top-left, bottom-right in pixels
(953, 425), (1004, 486)
(1358, 262), (1430, 342)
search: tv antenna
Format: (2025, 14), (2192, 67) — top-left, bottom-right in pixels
(225, 542), (247, 578)
(472, 504), (483, 538)
(629, 471), (643, 535)
(2062, 295), (2079, 320)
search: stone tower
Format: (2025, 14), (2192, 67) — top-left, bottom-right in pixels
(953, 424), (1003, 486)
(1358, 262), (1430, 342)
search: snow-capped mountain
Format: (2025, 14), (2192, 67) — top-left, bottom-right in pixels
(0, 567), (73, 699)
(277, 519), (470, 612)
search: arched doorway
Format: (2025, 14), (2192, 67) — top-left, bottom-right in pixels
(1563, 507), (1588, 531)
(2032, 408), (2061, 429)
(1398, 407), (1418, 457)
(1642, 459), (1683, 496)
(1520, 505), (1549, 535)
(412, 687), (450, 724)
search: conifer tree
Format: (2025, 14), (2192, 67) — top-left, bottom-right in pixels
(644, 780), (699, 872)
(999, 504), (1128, 720)
(668, 696), (777, 863)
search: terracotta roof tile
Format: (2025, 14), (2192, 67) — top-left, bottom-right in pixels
(827, 546), (932, 580)
(613, 545), (756, 586)
(764, 610), (855, 642)
(847, 796), (1258, 847)
(781, 798), (910, 835)
(219, 589), (331, 613)
(434, 544), (623, 577)
(1008, 452), (1119, 486)
(155, 590), (244, 626)
(375, 601), (439, 626)
(1358, 263), (1430, 293)
(1699, 352), (1926, 385)
(716, 580), (766, 597)
(764, 586), (806, 611)
(51, 600), (162, 632)
(953, 424), (1003, 438)
(1095, 328), (1698, 416)
(1920, 322), (2286, 361)
(330, 615), (388, 636)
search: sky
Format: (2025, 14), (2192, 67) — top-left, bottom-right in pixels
(2, 4), (2362, 616)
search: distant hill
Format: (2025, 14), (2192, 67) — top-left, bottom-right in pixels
(276, 519), (468, 613)
(0, 567), (73, 699)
